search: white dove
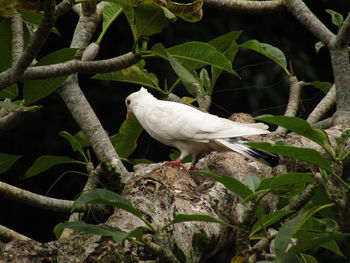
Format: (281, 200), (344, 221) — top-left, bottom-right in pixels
(125, 87), (278, 169)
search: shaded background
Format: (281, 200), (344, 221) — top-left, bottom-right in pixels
(1, 0), (349, 262)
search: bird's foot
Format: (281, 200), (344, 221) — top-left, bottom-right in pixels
(189, 165), (199, 170)
(163, 160), (187, 170)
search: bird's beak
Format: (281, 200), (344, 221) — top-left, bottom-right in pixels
(126, 111), (133, 119)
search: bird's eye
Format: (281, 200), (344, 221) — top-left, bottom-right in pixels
(126, 99), (131, 105)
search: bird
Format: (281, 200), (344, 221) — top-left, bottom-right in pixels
(125, 87), (279, 169)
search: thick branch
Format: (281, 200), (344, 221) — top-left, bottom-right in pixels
(10, 12), (24, 64)
(0, 0), (56, 90)
(0, 111), (26, 135)
(204, 0), (284, 13)
(307, 85), (336, 124)
(0, 181), (88, 213)
(54, 0), (75, 18)
(284, 0), (335, 46)
(23, 52), (139, 80)
(0, 225), (31, 242)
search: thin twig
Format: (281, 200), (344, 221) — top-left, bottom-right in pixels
(144, 238), (181, 263)
(283, 182), (319, 211)
(235, 201), (257, 252)
(0, 181), (88, 213)
(276, 76), (303, 133)
(0, 224), (32, 242)
(307, 85), (336, 124)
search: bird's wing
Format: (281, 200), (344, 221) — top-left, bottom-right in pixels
(141, 100), (269, 143)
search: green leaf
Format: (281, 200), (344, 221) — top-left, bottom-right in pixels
(20, 8), (60, 35)
(0, 153), (22, 174)
(110, 114), (143, 159)
(73, 188), (143, 219)
(240, 40), (289, 75)
(244, 175), (261, 192)
(162, 213), (234, 231)
(92, 65), (159, 89)
(299, 254), (318, 263)
(196, 169), (253, 199)
(337, 129), (350, 159)
(246, 142), (332, 173)
(209, 31), (241, 92)
(73, 130), (91, 148)
(291, 232), (345, 258)
(274, 204), (333, 259)
(23, 48), (77, 104)
(160, 41), (238, 76)
(59, 131), (86, 160)
(315, 41), (325, 53)
(258, 173), (313, 191)
(199, 68), (211, 92)
(53, 221), (143, 242)
(325, 9), (344, 28)
(135, 4), (170, 37)
(24, 155), (79, 178)
(254, 115), (331, 150)
(97, 2), (124, 43)
(0, 100), (41, 112)
(307, 81), (332, 94)
(152, 43), (206, 102)
(251, 210), (293, 236)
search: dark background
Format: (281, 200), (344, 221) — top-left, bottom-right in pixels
(0, 0), (349, 262)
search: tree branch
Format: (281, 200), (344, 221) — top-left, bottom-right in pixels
(204, 0), (284, 13)
(307, 85), (336, 124)
(335, 11), (350, 48)
(276, 75), (303, 133)
(0, 224), (31, 242)
(57, 2), (131, 183)
(0, 0), (56, 90)
(0, 181), (88, 213)
(284, 0), (335, 46)
(54, 0), (75, 18)
(10, 12), (24, 64)
(0, 111), (26, 135)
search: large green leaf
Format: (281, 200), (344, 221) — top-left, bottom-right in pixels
(291, 231), (345, 258)
(92, 65), (159, 89)
(257, 173), (313, 191)
(307, 81), (332, 94)
(97, 2), (124, 43)
(24, 155), (80, 178)
(0, 153), (22, 174)
(59, 131), (86, 160)
(240, 40), (289, 75)
(251, 210), (293, 236)
(152, 43), (207, 104)
(246, 142), (332, 173)
(255, 115), (331, 149)
(135, 4), (171, 37)
(244, 175), (261, 192)
(197, 170), (253, 199)
(73, 188), (143, 218)
(110, 114), (143, 159)
(209, 31), (241, 92)
(0, 20), (18, 99)
(23, 48), (77, 104)
(274, 204), (333, 259)
(53, 221), (143, 242)
(162, 213), (234, 231)
(153, 41), (238, 76)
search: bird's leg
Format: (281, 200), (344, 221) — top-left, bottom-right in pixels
(163, 159), (187, 169)
(189, 154), (201, 170)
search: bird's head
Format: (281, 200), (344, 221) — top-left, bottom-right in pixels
(125, 87), (150, 118)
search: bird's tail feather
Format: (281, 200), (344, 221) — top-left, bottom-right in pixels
(216, 138), (279, 167)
